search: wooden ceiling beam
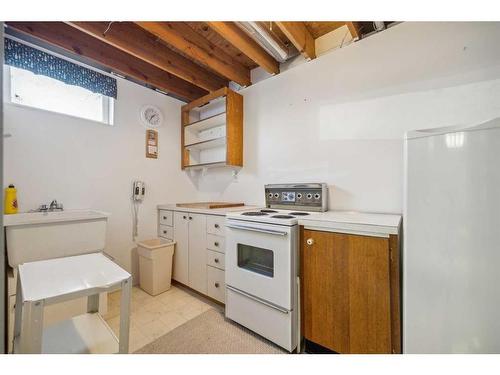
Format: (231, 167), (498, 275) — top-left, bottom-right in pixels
(275, 22), (316, 61)
(346, 22), (362, 40)
(66, 22), (227, 92)
(6, 22), (207, 102)
(135, 22), (251, 87)
(207, 22), (279, 75)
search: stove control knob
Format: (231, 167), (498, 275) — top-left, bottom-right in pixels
(297, 193), (302, 199)
(314, 193), (320, 200)
(268, 193), (273, 198)
(306, 193), (313, 199)
(274, 193), (280, 198)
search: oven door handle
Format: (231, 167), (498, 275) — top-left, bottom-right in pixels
(226, 223), (288, 236)
(226, 285), (290, 314)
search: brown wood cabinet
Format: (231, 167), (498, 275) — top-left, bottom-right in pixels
(300, 228), (401, 354)
(181, 87), (243, 170)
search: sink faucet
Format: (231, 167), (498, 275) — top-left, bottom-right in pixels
(32, 200), (64, 212)
(49, 200), (63, 211)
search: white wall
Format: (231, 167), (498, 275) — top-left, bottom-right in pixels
(196, 22), (500, 214)
(3, 78), (198, 279)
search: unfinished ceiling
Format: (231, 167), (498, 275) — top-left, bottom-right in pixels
(4, 21), (388, 102)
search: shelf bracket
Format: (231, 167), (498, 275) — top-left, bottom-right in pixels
(232, 168), (240, 181)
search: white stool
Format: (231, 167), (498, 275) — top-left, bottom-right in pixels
(13, 253), (132, 354)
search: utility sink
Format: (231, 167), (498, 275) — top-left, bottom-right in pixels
(4, 210), (109, 267)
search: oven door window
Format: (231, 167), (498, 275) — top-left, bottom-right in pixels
(237, 244), (274, 278)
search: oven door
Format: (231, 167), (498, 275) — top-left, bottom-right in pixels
(225, 219), (296, 310)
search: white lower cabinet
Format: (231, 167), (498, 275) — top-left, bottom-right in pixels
(173, 212), (189, 285)
(163, 209), (226, 304)
(159, 225), (173, 240)
(173, 211), (207, 294)
(187, 213), (207, 294)
(207, 266), (225, 303)
(206, 234), (225, 253)
(207, 249), (225, 270)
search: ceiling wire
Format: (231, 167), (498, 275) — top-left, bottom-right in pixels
(339, 28), (350, 48)
(103, 22), (114, 36)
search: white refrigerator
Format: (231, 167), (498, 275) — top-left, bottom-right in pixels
(404, 118), (500, 353)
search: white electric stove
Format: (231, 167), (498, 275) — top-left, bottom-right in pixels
(225, 183), (328, 352)
(226, 209), (307, 226)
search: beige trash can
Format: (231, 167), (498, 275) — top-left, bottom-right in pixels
(137, 238), (175, 296)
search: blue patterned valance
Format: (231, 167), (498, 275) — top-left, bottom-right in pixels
(4, 38), (117, 99)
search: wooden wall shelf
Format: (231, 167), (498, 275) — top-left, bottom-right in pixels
(181, 87), (243, 170)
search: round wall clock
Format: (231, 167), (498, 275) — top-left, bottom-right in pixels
(140, 105), (164, 128)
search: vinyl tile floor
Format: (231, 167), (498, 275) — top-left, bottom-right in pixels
(103, 284), (220, 353)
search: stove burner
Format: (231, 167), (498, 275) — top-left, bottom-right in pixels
(271, 215), (295, 219)
(242, 212), (268, 216)
(289, 212), (310, 216)
(260, 209), (278, 213)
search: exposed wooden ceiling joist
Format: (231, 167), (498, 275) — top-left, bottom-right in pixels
(6, 22), (207, 102)
(135, 22), (251, 87)
(207, 22), (280, 75)
(346, 22), (362, 40)
(66, 22), (228, 92)
(304, 22), (347, 39)
(185, 22), (258, 70)
(275, 22), (316, 61)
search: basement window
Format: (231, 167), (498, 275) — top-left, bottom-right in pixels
(3, 38), (116, 125)
(4, 65), (114, 125)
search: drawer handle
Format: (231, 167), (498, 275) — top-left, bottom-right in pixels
(214, 258), (219, 263)
(183, 215), (187, 219)
(214, 223), (220, 229)
(214, 241), (219, 247)
(163, 216), (167, 220)
(214, 282), (220, 288)
(189, 216), (193, 220)
(306, 238), (314, 246)
(163, 230), (167, 234)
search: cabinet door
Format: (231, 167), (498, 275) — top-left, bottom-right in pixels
(302, 229), (392, 353)
(173, 212), (189, 285)
(187, 213), (207, 294)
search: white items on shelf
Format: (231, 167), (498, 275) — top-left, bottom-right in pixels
(13, 253), (132, 354)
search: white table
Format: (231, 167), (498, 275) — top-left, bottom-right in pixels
(13, 253), (132, 354)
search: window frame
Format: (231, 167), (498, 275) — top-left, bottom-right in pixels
(3, 64), (115, 126)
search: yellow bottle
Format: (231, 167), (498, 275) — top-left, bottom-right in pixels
(4, 184), (18, 214)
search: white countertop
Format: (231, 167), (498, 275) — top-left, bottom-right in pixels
(3, 209), (110, 227)
(298, 210), (401, 236)
(157, 203), (259, 216)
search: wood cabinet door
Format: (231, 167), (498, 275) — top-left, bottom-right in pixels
(173, 212), (189, 285)
(301, 229), (392, 353)
(187, 213), (207, 294)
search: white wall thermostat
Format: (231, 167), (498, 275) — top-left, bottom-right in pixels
(140, 105), (163, 129)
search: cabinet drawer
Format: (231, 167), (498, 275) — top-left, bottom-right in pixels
(159, 225), (174, 240)
(159, 210), (173, 226)
(206, 234), (225, 253)
(207, 250), (225, 270)
(206, 215), (225, 236)
(207, 266), (225, 303)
